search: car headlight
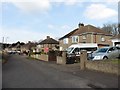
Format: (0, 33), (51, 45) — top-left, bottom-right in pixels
(93, 56), (103, 60)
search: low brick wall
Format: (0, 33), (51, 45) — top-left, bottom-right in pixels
(86, 60), (119, 75)
(31, 54), (48, 61)
(57, 56), (63, 64)
(56, 51), (66, 65)
(39, 54), (48, 61)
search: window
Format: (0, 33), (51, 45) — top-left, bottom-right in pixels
(72, 48), (80, 54)
(41, 45), (44, 48)
(63, 38), (68, 44)
(72, 36), (79, 43)
(101, 36), (105, 42)
(82, 35), (87, 40)
(108, 47), (115, 52)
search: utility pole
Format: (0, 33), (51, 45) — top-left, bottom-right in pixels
(2, 37), (9, 50)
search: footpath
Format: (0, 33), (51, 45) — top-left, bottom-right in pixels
(42, 61), (119, 88)
(23, 55), (119, 88)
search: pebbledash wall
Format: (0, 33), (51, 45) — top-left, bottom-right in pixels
(86, 60), (119, 75)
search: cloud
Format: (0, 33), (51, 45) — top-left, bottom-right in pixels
(48, 24), (54, 29)
(61, 25), (71, 29)
(1, 27), (54, 44)
(1, 0), (51, 13)
(84, 4), (117, 20)
(50, 0), (85, 6)
(48, 24), (71, 30)
(90, 0), (119, 3)
(61, 0), (82, 6)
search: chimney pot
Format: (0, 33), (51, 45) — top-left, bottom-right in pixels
(78, 23), (84, 28)
(47, 36), (50, 39)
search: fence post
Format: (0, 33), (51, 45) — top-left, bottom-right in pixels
(80, 50), (87, 70)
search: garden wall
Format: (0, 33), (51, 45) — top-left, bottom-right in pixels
(86, 60), (119, 75)
(31, 54), (48, 61)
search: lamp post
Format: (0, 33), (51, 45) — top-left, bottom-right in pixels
(2, 37), (9, 50)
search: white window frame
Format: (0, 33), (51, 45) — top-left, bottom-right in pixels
(72, 36), (79, 43)
(101, 36), (105, 42)
(82, 35), (87, 40)
(63, 38), (69, 44)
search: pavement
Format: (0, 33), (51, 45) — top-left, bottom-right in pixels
(49, 62), (119, 88)
(36, 60), (119, 88)
(2, 54), (119, 88)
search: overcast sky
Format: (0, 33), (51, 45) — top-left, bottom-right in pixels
(1, 0), (118, 44)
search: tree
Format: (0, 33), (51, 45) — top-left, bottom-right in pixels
(101, 23), (119, 36)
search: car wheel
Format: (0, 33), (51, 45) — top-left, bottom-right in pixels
(103, 56), (108, 60)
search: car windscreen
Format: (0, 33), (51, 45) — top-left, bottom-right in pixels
(67, 47), (74, 53)
(96, 48), (108, 53)
(116, 47), (120, 50)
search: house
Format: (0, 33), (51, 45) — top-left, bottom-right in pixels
(20, 41), (37, 53)
(111, 34), (120, 46)
(5, 43), (16, 51)
(38, 36), (59, 53)
(5, 42), (25, 52)
(59, 23), (113, 50)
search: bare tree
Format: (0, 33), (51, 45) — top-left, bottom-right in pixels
(38, 39), (43, 43)
(101, 23), (119, 36)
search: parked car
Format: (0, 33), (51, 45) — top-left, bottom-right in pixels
(7, 50), (17, 54)
(66, 43), (98, 63)
(90, 46), (120, 60)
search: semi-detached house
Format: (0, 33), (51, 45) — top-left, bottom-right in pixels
(59, 23), (113, 51)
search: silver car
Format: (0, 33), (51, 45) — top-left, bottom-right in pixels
(91, 46), (120, 60)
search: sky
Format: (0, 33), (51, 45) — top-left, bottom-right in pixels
(0, 0), (119, 44)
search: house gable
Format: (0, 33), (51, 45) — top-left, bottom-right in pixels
(59, 23), (113, 50)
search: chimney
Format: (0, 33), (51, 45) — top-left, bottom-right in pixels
(78, 23), (84, 28)
(47, 36), (50, 39)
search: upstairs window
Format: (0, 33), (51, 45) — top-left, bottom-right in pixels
(82, 35), (87, 40)
(101, 36), (105, 42)
(63, 38), (68, 44)
(72, 36), (79, 43)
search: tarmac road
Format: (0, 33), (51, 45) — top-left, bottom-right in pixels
(2, 54), (119, 88)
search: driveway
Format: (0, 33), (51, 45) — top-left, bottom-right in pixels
(2, 54), (119, 88)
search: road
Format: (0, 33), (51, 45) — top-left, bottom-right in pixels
(2, 54), (119, 88)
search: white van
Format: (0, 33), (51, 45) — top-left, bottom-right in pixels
(67, 43), (98, 57)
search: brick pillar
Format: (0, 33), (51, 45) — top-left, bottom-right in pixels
(80, 50), (87, 70)
(62, 51), (67, 64)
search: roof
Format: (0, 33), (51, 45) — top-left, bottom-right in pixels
(59, 24), (112, 40)
(59, 28), (78, 40)
(21, 42), (37, 48)
(72, 25), (111, 36)
(8, 42), (25, 48)
(39, 38), (59, 44)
